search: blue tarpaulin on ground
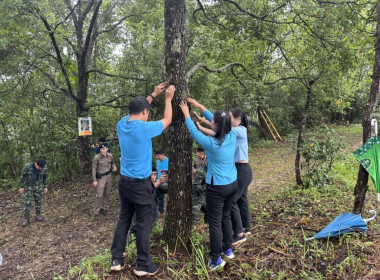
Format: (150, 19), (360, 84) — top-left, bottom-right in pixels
(306, 210), (376, 241)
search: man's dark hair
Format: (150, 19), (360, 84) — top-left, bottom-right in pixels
(129, 96), (150, 115)
(156, 148), (165, 155)
(152, 166), (157, 172)
(35, 158), (46, 168)
(98, 137), (106, 142)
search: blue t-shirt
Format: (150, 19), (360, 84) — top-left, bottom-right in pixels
(185, 114), (237, 185)
(205, 110), (249, 162)
(232, 126), (249, 162)
(117, 115), (163, 178)
(157, 157), (169, 180)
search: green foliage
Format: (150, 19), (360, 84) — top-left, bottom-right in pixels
(0, 0), (376, 181)
(301, 126), (345, 188)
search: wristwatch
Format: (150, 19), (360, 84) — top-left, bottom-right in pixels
(148, 94), (155, 99)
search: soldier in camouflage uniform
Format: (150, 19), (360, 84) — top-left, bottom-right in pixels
(192, 147), (208, 224)
(19, 158), (48, 226)
(192, 147), (207, 175)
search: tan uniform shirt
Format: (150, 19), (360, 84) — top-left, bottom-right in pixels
(92, 153), (116, 182)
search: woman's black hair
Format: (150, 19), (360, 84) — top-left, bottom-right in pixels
(230, 107), (249, 131)
(213, 110), (232, 146)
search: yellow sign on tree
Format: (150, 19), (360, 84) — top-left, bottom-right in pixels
(78, 117), (92, 136)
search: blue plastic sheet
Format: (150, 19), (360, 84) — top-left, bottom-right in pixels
(306, 210), (376, 241)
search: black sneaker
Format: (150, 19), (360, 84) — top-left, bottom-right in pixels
(232, 234), (246, 248)
(133, 262), (159, 276)
(100, 209), (108, 214)
(110, 259), (124, 271)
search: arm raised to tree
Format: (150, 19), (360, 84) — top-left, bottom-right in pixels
(187, 98), (207, 113)
(197, 122), (215, 136)
(147, 81), (169, 104)
(161, 85), (176, 130)
(192, 111), (211, 128)
(179, 100), (191, 119)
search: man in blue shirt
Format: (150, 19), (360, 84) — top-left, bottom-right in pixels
(110, 82), (175, 276)
(155, 149), (169, 216)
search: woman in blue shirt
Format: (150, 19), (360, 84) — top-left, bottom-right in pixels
(229, 108), (252, 246)
(179, 99), (238, 271)
(187, 101), (252, 247)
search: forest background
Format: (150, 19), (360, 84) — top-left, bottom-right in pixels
(1, 0), (380, 279)
(0, 0), (374, 183)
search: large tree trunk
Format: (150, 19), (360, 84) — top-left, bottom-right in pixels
(77, 57), (91, 174)
(295, 84), (313, 186)
(353, 0), (380, 214)
(162, 0), (193, 251)
(77, 100), (91, 174)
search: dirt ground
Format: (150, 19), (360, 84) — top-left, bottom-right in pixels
(0, 178), (121, 280)
(0, 127), (379, 279)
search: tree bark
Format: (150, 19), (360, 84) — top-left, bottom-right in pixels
(353, 0), (380, 214)
(295, 84), (313, 186)
(162, 0), (193, 252)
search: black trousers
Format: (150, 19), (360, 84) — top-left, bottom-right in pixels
(157, 190), (165, 213)
(231, 163), (252, 235)
(206, 180), (238, 261)
(111, 176), (155, 270)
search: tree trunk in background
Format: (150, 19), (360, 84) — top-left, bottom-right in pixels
(295, 83), (313, 186)
(162, 0), (193, 252)
(77, 100), (91, 174)
(76, 49), (92, 174)
(353, 0), (380, 214)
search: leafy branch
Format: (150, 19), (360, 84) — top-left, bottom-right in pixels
(222, 0), (294, 24)
(186, 62), (243, 79)
(87, 69), (147, 81)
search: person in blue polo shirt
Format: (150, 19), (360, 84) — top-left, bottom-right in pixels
(179, 99), (238, 271)
(229, 108), (252, 247)
(190, 104), (252, 246)
(110, 82), (175, 277)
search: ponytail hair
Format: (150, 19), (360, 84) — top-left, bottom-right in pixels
(213, 110), (232, 146)
(230, 107), (249, 132)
